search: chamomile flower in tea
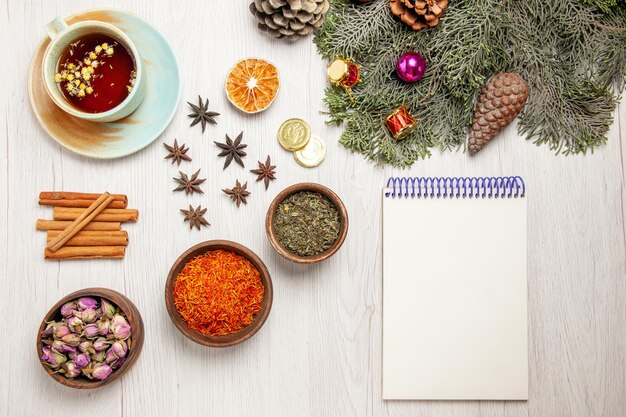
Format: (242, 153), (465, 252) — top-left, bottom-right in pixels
(53, 34), (136, 113)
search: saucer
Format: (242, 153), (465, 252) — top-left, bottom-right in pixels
(28, 9), (181, 159)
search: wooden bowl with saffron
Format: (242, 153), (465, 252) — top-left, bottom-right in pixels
(265, 182), (349, 264)
(36, 287), (144, 389)
(164, 240), (273, 348)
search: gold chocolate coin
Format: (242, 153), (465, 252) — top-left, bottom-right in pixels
(294, 135), (326, 168)
(278, 118), (311, 151)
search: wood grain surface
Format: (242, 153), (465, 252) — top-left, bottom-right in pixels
(0, 1), (624, 416)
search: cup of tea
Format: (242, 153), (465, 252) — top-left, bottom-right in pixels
(42, 17), (146, 122)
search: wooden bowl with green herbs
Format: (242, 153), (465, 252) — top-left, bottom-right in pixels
(36, 287), (144, 389)
(165, 240), (273, 347)
(266, 182), (348, 264)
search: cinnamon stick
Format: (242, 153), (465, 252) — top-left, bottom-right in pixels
(47, 193), (115, 251)
(44, 246), (126, 260)
(47, 231), (128, 247)
(39, 192), (127, 206)
(53, 207), (139, 222)
(39, 199), (127, 209)
(36, 219), (122, 231)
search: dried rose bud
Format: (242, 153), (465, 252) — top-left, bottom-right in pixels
(105, 348), (119, 364)
(93, 338), (111, 352)
(100, 298), (116, 319)
(78, 341), (94, 354)
(111, 356), (126, 370)
(67, 316), (84, 332)
(81, 308), (98, 324)
(61, 333), (81, 347)
(60, 301), (77, 317)
(97, 319), (110, 336)
(53, 325), (70, 339)
(61, 361), (81, 378)
(74, 352), (90, 369)
(111, 340), (128, 359)
(77, 297), (98, 310)
(83, 325), (99, 339)
(92, 363), (112, 381)
(41, 324), (54, 339)
(52, 340), (76, 354)
(111, 314), (131, 340)
(41, 346), (67, 369)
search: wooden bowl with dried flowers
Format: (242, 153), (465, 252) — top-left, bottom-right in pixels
(165, 240), (273, 347)
(36, 287), (144, 389)
(265, 183), (349, 264)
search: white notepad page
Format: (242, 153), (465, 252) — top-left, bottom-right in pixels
(382, 190), (528, 400)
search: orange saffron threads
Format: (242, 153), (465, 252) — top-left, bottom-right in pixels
(173, 250), (264, 336)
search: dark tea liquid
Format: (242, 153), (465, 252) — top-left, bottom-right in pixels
(56, 33), (136, 113)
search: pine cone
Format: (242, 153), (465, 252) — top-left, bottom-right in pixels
(249, 0), (330, 41)
(468, 73), (529, 154)
(389, 0), (448, 31)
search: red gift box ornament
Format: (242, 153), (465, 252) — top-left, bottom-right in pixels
(327, 56), (361, 102)
(385, 105), (418, 140)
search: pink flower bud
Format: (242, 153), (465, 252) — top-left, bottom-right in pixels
(61, 333), (81, 347)
(100, 298), (116, 318)
(111, 340), (128, 358)
(62, 361), (81, 378)
(111, 314), (131, 340)
(41, 346), (67, 368)
(67, 316), (84, 332)
(53, 325), (70, 339)
(80, 308), (98, 324)
(92, 363), (112, 381)
(93, 338), (111, 352)
(77, 297), (98, 310)
(60, 301), (77, 317)
(83, 325), (99, 339)
(75, 352), (90, 368)
(52, 340), (76, 354)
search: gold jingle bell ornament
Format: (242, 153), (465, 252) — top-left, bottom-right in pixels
(327, 56), (361, 102)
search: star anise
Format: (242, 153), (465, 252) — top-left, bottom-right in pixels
(163, 139), (191, 165)
(222, 180), (250, 208)
(250, 155), (277, 190)
(214, 132), (247, 169)
(173, 169), (206, 194)
(180, 205), (210, 230)
(187, 95), (219, 132)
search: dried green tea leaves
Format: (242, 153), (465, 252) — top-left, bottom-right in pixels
(273, 191), (340, 257)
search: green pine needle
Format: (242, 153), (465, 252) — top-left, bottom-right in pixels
(314, 0), (626, 167)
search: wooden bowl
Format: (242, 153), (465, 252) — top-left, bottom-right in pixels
(164, 240), (273, 347)
(36, 288), (144, 389)
(265, 182), (349, 264)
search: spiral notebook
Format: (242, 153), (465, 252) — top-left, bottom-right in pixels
(382, 177), (528, 400)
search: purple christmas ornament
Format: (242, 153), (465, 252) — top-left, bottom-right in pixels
(395, 52), (427, 83)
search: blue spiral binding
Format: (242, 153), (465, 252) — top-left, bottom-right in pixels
(384, 176), (525, 199)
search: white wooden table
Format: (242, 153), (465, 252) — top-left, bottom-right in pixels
(1, 1), (625, 416)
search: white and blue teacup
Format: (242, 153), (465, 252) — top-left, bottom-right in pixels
(42, 17), (146, 123)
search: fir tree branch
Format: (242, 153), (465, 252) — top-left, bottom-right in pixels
(314, 0), (626, 167)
